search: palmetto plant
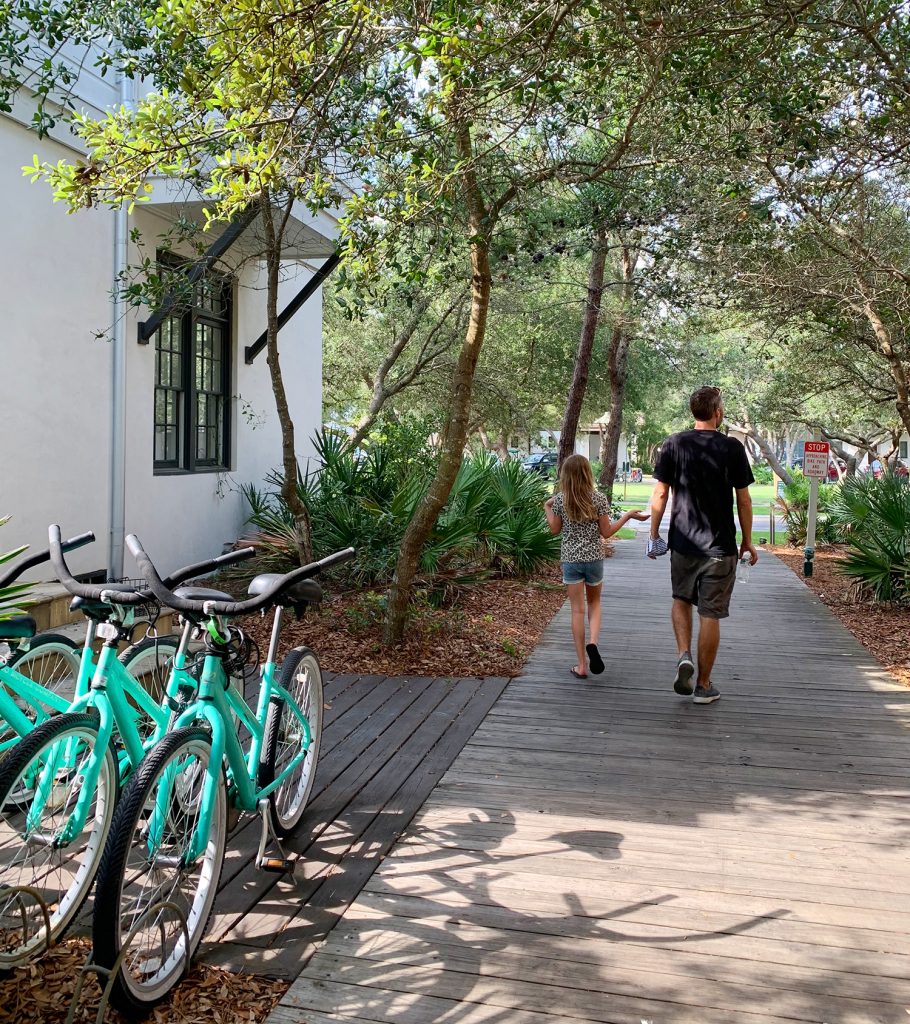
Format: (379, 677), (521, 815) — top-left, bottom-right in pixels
(829, 473), (910, 604)
(242, 424), (559, 600)
(0, 517), (32, 621)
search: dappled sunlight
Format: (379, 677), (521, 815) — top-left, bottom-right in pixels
(275, 546), (910, 1023)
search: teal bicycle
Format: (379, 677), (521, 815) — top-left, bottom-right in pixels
(0, 527), (255, 967)
(0, 531), (182, 756)
(88, 533), (353, 1015)
(0, 531), (96, 751)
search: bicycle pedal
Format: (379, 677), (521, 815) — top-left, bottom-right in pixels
(257, 856), (294, 875)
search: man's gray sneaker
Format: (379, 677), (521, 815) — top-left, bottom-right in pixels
(673, 653), (695, 695)
(693, 683), (721, 705)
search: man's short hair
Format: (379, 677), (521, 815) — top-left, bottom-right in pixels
(690, 385), (723, 421)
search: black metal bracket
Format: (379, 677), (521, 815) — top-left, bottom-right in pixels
(244, 251), (341, 364)
(137, 207), (257, 343)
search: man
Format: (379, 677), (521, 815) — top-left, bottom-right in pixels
(647, 386), (758, 704)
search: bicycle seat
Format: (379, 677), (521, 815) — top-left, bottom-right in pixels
(70, 582), (145, 616)
(0, 614), (37, 640)
(247, 574), (323, 607)
(173, 586), (234, 603)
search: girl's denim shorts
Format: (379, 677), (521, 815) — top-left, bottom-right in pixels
(562, 559), (604, 586)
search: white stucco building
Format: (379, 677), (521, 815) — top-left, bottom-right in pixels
(575, 419), (630, 471)
(0, 52), (335, 581)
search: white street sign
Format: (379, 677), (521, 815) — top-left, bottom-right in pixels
(803, 440), (830, 479)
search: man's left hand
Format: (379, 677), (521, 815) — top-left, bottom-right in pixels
(739, 541), (759, 566)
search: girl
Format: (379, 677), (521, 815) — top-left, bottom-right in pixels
(544, 454), (648, 679)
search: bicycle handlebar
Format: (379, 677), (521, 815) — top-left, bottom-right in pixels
(48, 525), (257, 607)
(0, 531), (95, 591)
(126, 533), (355, 616)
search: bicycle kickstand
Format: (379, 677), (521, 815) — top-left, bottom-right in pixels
(255, 798), (296, 876)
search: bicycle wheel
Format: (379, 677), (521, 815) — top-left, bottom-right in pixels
(93, 727), (227, 1015)
(0, 712), (118, 967)
(119, 635), (180, 703)
(260, 647), (323, 838)
(5, 633), (82, 725)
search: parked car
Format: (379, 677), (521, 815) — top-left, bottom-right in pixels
(522, 451), (558, 477)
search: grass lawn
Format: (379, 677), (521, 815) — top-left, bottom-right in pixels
(609, 479), (777, 508)
(741, 530), (788, 545)
(613, 527), (638, 539)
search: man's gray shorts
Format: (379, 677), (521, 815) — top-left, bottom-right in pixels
(671, 551), (737, 619)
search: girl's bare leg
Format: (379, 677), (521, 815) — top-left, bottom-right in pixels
(567, 581), (588, 675)
(586, 582), (602, 647)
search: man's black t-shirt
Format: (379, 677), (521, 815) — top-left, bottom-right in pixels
(653, 429), (754, 557)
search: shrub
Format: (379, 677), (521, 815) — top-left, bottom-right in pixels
(775, 469), (842, 547)
(751, 462), (774, 485)
(242, 421), (560, 602)
(0, 517), (30, 621)
(829, 473), (910, 604)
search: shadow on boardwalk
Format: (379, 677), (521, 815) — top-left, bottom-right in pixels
(269, 539), (910, 1024)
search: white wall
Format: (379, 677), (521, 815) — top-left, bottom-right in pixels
(0, 114), (114, 577)
(0, 113), (326, 581)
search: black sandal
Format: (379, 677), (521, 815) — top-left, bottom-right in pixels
(586, 644), (605, 675)
(570, 668), (587, 679)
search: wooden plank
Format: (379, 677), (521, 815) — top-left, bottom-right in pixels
(206, 677), (444, 944)
(266, 544), (910, 1024)
(353, 885), (910, 959)
(255, 677), (508, 948)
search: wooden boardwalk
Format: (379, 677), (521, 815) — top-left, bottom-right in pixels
(200, 672), (509, 978)
(269, 540), (910, 1023)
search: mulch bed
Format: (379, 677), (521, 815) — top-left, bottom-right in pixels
(241, 562), (570, 679)
(773, 546), (910, 689)
(0, 938), (287, 1024)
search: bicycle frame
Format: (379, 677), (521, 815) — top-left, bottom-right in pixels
(167, 608), (313, 862)
(27, 620), (196, 843)
(0, 624), (99, 754)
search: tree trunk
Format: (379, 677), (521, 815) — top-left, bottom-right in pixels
(598, 324), (630, 503)
(260, 193), (314, 565)
(862, 294), (910, 436)
(383, 124), (492, 644)
(347, 294), (435, 449)
(597, 242), (639, 503)
(732, 417), (793, 485)
(557, 226), (608, 473)
(495, 430), (510, 462)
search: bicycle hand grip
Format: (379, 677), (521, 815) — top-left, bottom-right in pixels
(62, 531), (95, 553)
(164, 546), (257, 588)
(0, 527), (97, 590)
(49, 524), (148, 604)
(128, 533), (354, 616)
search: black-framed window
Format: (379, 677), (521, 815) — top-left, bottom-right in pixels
(153, 259), (232, 473)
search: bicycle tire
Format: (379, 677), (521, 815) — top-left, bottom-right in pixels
(93, 726), (227, 1015)
(260, 647), (323, 838)
(0, 712), (118, 967)
(6, 633), (82, 722)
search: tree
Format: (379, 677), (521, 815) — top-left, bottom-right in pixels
(27, 1), (386, 563)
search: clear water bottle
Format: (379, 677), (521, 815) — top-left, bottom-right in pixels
(736, 555), (752, 583)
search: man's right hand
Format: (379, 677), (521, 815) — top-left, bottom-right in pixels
(739, 541), (759, 566)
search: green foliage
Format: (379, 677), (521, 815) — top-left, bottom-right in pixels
(751, 463), (774, 485)
(0, 518), (32, 621)
(775, 470), (842, 547)
(829, 474), (910, 604)
(243, 422), (559, 603)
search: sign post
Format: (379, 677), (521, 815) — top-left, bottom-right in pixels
(802, 439), (829, 577)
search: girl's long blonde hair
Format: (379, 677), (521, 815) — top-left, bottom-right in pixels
(559, 454), (598, 522)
